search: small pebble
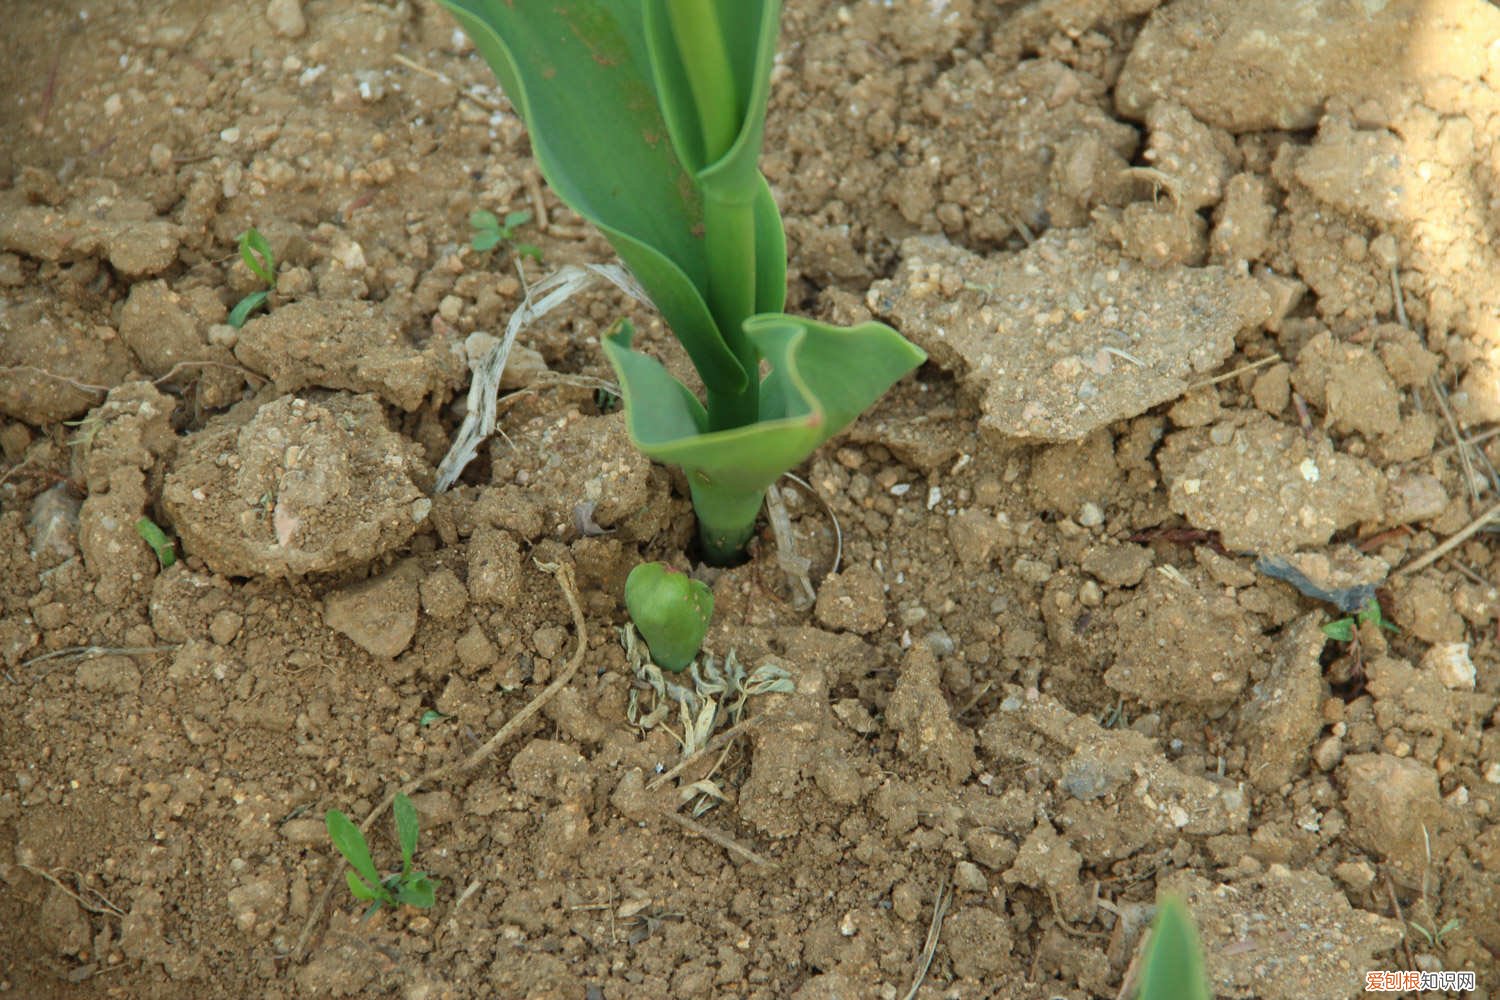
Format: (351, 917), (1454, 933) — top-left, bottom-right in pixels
(953, 861), (988, 893)
(1313, 736), (1344, 772)
(266, 0), (307, 38)
(923, 631), (955, 657)
(1077, 501), (1104, 527)
(209, 610), (244, 645)
(1421, 641), (1474, 690)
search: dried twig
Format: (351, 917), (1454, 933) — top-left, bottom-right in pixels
(1186, 352), (1282, 391)
(901, 874), (952, 1000)
(1425, 425), (1500, 461)
(289, 560), (589, 962)
(18, 864), (127, 916)
(647, 716), (760, 791)
(765, 482), (813, 606)
(391, 52), (504, 112)
(21, 644), (180, 668)
(0, 365), (109, 395)
(660, 810), (771, 867)
(152, 359), (265, 387)
(1385, 872), (1418, 976)
(1429, 376), (1484, 504)
(1390, 264), (1409, 329)
(0, 455), (37, 491)
(435, 262), (647, 490)
(1394, 499), (1500, 577)
(782, 471), (843, 578)
(526, 170), (550, 232)
(1441, 555), (1489, 588)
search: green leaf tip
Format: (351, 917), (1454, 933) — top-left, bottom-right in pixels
(1136, 896), (1211, 1000)
(393, 792), (420, 873)
(625, 561), (713, 671)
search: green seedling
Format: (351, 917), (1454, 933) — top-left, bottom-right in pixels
(625, 562), (713, 672)
(1135, 896), (1211, 1000)
(1410, 916), (1461, 948)
(325, 793), (436, 916)
(470, 208), (542, 261)
(228, 227), (276, 328)
(418, 709), (451, 727)
(1321, 597), (1399, 643)
(437, 0), (926, 563)
(134, 517), (176, 569)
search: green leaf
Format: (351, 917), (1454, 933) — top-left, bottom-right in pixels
(502, 210), (532, 231)
(228, 290), (269, 329)
(1136, 896), (1211, 1000)
(470, 209), (500, 231)
(606, 315), (924, 491)
(134, 517), (176, 569)
(1321, 618), (1355, 643)
(419, 709), (450, 727)
(471, 230), (502, 253)
(1355, 597), (1400, 633)
(238, 227), (276, 287)
(345, 869), (384, 903)
(625, 562), (714, 672)
(393, 793), (420, 875)
(325, 809), (383, 890)
(603, 314), (923, 560)
(395, 872), (437, 909)
(515, 243), (544, 263)
(642, 1), (780, 191)
(435, 0), (749, 396)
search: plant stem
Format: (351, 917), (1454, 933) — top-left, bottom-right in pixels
(703, 193), (759, 431)
(688, 471), (764, 565)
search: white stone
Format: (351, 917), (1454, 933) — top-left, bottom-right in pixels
(1422, 642), (1475, 691)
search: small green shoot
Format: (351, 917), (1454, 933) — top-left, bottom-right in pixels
(325, 792), (436, 916)
(1135, 896), (1211, 1000)
(1410, 916), (1461, 948)
(1321, 597), (1399, 643)
(469, 209), (542, 261)
(418, 709), (451, 727)
(228, 227), (276, 328)
(625, 562), (713, 672)
(135, 517), (176, 569)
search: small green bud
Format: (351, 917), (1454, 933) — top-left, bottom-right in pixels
(625, 562), (713, 672)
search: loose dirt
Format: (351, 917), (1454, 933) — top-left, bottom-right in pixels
(2, 0), (1498, 997)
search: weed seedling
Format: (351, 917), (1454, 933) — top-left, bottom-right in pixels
(228, 227), (276, 328)
(1320, 596), (1399, 643)
(1134, 896), (1211, 1000)
(134, 517), (176, 569)
(325, 793), (436, 916)
(625, 562), (713, 672)
(438, 0), (926, 563)
(469, 208), (542, 261)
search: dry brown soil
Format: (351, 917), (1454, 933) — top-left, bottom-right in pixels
(1, 0), (1499, 997)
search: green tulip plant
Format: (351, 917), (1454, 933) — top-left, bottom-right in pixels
(438, 0), (925, 563)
